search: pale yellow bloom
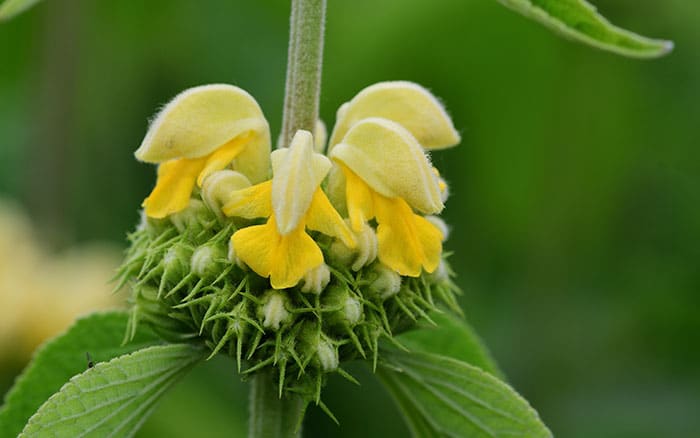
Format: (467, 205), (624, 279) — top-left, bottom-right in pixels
(136, 85), (271, 219)
(223, 130), (355, 289)
(330, 119), (445, 276)
(135, 81), (459, 287)
(325, 82), (460, 277)
(0, 201), (122, 363)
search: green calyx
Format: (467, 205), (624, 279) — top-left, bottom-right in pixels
(116, 202), (460, 403)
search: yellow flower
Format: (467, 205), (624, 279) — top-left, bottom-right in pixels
(135, 84), (271, 219)
(0, 201), (122, 364)
(323, 82), (460, 277)
(330, 118), (446, 276)
(135, 81), (459, 284)
(223, 130), (355, 289)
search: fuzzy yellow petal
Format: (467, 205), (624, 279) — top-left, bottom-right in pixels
(222, 180), (272, 219)
(328, 81), (460, 150)
(232, 216), (324, 289)
(373, 195), (443, 277)
(340, 164), (374, 232)
(325, 165), (348, 217)
(142, 157), (207, 218)
(231, 127), (272, 184)
(271, 130), (331, 235)
(314, 119), (327, 153)
(134, 84), (271, 184)
(196, 133), (251, 187)
(331, 118), (443, 214)
(306, 188), (356, 248)
(135, 84), (268, 161)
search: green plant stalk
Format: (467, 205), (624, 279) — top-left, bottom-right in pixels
(279, 0), (326, 146)
(249, 371), (306, 438)
(248, 1), (326, 436)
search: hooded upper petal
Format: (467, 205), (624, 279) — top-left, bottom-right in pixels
(271, 130), (332, 235)
(330, 118), (443, 214)
(135, 84), (271, 183)
(328, 81), (460, 150)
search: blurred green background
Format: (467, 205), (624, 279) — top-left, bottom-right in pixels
(1, 0), (698, 436)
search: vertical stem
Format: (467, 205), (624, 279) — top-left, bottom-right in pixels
(249, 372), (306, 438)
(249, 2), (326, 435)
(279, 0), (327, 146)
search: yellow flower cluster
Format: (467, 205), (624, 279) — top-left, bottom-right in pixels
(0, 201), (122, 365)
(136, 82), (459, 290)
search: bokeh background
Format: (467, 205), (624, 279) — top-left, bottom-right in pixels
(1, 0), (698, 436)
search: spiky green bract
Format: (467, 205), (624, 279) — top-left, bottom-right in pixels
(116, 203), (459, 403)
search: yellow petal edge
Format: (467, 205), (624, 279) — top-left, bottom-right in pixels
(330, 118), (443, 215)
(135, 84), (271, 184)
(328, 81), (460, 150)
(341, 165), (442, 276)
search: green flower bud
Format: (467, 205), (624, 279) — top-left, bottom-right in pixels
(368, 263), (402, 299)
(430, 259), (450, 283)
(300, 263), (330, 294)
(322, 284), (363, 330)
(316, 335), (338, 372)
(343, 295), (362, 326)
(136, 210), (169, 235)
(259, 290), (290, 331)
(163, 242), (193, 280)
(328, 220), (377, 271)
(328, 239), (355, 266)
(169, 199), (209, 233)
(190, 242), (226, 278)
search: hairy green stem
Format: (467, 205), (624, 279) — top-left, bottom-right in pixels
(249, 372), (306, 438)
(248, 2), (326, 435)
(279, 0), (327, 146)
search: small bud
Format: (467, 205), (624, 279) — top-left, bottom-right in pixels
(301, 263), (330, 294)
(316, 336), (339, 372)
(343, 296), (362, 326)
(430, 259), (450, 283)
(259, 291), (290, 331)
(201, 170), (251, 216)
(328, 220), (377, 271)
(369, 264), (402, 299)
(137, 210), (169, 235)
(328, 239), (355, 266)
(321, 285), (362, 329)
(170, 199), (209, 233)
(163, 242), (193, 279)
(425, 215), (450, 241)
(190, 243), (226, 278)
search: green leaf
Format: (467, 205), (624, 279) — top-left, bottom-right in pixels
(0, 0), (42, 21)
(0, 311), (160, 438)
(378, 350), (552, 438)
(20, 343), (205, 437)
(496, 0), (673, 58)
(398, 312), (503, 378)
